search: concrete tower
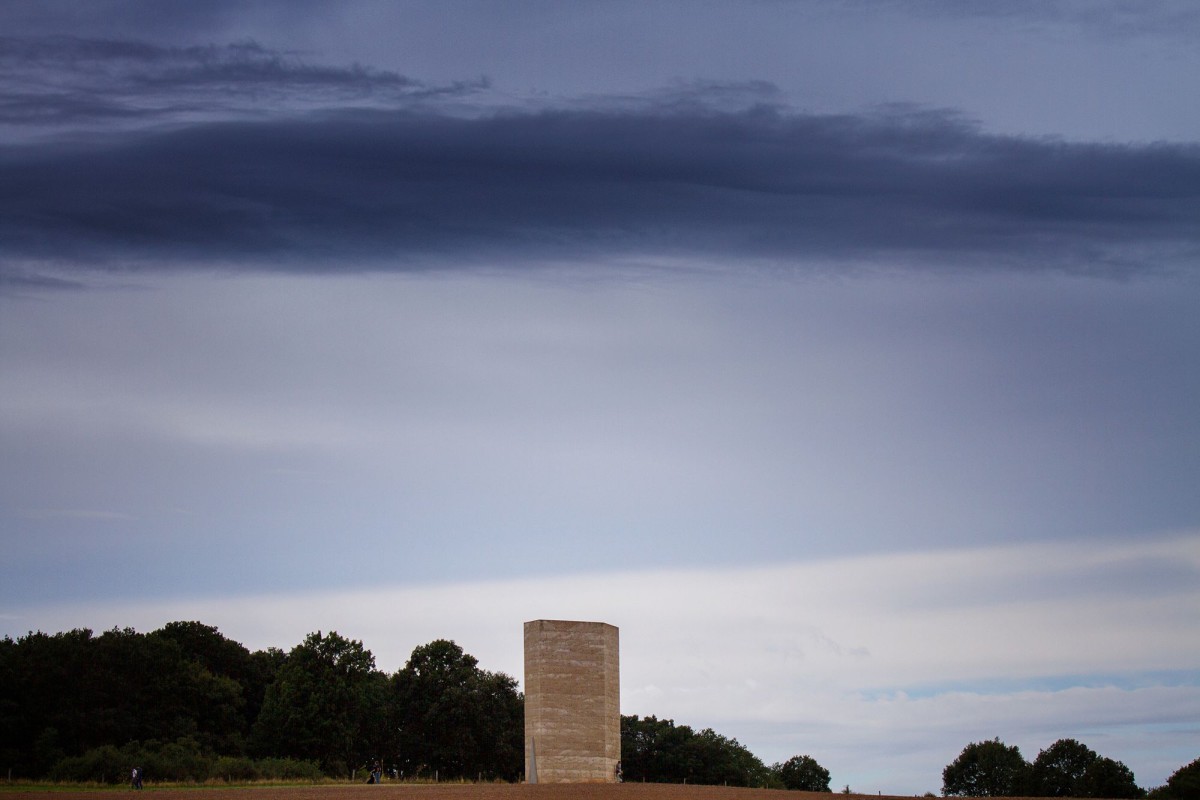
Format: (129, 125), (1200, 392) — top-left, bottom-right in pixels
(523, 619), (620, 783)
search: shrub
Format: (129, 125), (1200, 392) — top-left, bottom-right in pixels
(49, 744), (133, 783)
(142, 737), (212, 782)
(213, 755), (259, 781)
(256, 757), (324, 781)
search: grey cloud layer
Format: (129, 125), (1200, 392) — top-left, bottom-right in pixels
(2, 35), (1197, 280)
(0, 35), (485, 133)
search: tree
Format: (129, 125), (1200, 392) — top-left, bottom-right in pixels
(1079, 756), (1143, 799)
(683, 727), (774, 787)
(243, 646), (287, 742)
(1033, 739), (1100, 797)
(620, 715), (773, 787)
(150, 620), (263, 746)
(0, 636), (19, 773)
(621, 714), (686, 782)
(251, 631), (386, 776)
(942, 738), (1031, 797)
(151, 622), (252, 679)
(1161, 758), (1200, 800)
(390, 639), (523, 781)
(1032, 738), (1143, 798)
(776, 754), (832, 791)
(134, 624), (248, 753)
(2, 625), (247, 768)
(1149, 756), (1200, 799)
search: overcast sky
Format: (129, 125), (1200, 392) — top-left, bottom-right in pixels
(2, 1), (1198, 794)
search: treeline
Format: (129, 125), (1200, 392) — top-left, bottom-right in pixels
(14, 622), (1190, 795)
(0, 621), (829, 789)
(0, 622), (522, 781)
(942, 737), (1200, 799)
(621, 715), (830, 791)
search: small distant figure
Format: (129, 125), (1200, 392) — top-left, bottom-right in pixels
(615, 761), (623, 783)
(131, 767), (143, 790)
(368, 761), (381, 784)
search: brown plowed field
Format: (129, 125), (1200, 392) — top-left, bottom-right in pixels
(0, 786), (921, 800)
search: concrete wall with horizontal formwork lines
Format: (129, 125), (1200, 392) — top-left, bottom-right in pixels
(524, 619), (620, 783)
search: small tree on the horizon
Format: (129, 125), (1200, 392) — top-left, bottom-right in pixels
(1032, 738), (1143, 798)
(1032, 738), (1099, 796)
(942, 738), (1031, 797)
(1079, 755), (1143, 798)
(1148, 756), (1200, 799)
(775, 754), (832, 791)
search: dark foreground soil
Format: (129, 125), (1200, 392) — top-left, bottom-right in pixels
(0, 785), (919, 800)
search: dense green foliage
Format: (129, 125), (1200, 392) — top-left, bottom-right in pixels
(620, 714), (776, 787)
(0, 622), (522, 782)
(1031, 738), (1142, 798)
(251, 631), (387, 776)
(1033, 738), (1099, 797)
(390, 639), (523, 781)
(5, 621), (1189, 794)
(1147, 756), (1200, 799)
(775, 754), (833, 791)
(942, 738), (1032, 797)
(943, 737), (1147, 798)
(47, 738), (322, 783)
(0, 623), (275, 777)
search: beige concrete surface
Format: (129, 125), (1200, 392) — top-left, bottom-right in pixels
(524, 619), (620, 783)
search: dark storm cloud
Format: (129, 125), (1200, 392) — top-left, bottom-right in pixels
(3, 99), (1197, 279)
(1, 32), (1197, 278)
